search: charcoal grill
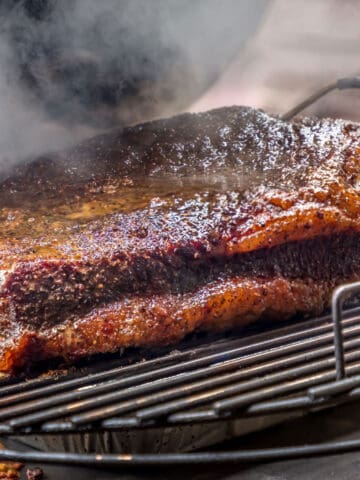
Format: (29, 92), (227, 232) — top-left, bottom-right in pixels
(1, 282), (360, 467)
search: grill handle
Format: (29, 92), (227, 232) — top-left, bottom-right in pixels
(332, 282), (360, 380)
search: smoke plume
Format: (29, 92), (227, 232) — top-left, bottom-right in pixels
(0, 0), (265, 173)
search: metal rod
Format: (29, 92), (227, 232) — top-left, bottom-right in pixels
(3, 330), (331, 426)
(8, 319), (360, 428)
(282, 76), (360, 120)
(3, 438), (360, 466)
(2, 300), (360, 435)
(135, 349), (360, 423)
(2, 314), (339, 410)
(308, 374), (360, 400)
(331, 282), (360, 380)
(213, 358), (360, 415)
(8, 323), (360, 429)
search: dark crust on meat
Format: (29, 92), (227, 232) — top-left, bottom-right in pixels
(1, 274), (357, 373)
(2, 232), (360, 328)
(0, 106), (360, 372)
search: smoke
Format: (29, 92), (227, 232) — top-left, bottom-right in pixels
(0, 0), (265, 173)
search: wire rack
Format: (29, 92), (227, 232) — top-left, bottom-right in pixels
(1, 282), (360, 467)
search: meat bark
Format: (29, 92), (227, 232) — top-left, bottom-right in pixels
(0, 106), (360, 373)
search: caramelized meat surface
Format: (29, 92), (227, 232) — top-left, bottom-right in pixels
(1, 106), (360, 373)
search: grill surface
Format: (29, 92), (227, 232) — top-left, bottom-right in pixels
(2, 282), (360, 466)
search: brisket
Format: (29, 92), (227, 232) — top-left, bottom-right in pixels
(0, 106), (360, 373)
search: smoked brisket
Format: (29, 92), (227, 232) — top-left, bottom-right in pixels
(1, 106), (360, 373)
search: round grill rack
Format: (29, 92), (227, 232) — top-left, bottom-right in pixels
(1, 282), (360, 467)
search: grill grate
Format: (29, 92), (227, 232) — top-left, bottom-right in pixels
(2, 282), (360, 466)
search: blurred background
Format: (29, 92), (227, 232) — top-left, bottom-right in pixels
(191, 0), (360, 121)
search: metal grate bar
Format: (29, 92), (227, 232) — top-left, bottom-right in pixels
(213, 360), (360, 415)
(68, 334), (360, 426)
(133, 348), (360, 424)
(1, 289), (360, 437)
(332, 282), (360, 379)
(1, 324), (345, 426)
(24, 330), (359, 431)
(4, 319), (360, 430)
(5, 438), (360, 466)
(2, 315), (343, 409)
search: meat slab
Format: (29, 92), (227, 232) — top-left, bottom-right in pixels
(1, 106), (360, 373)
